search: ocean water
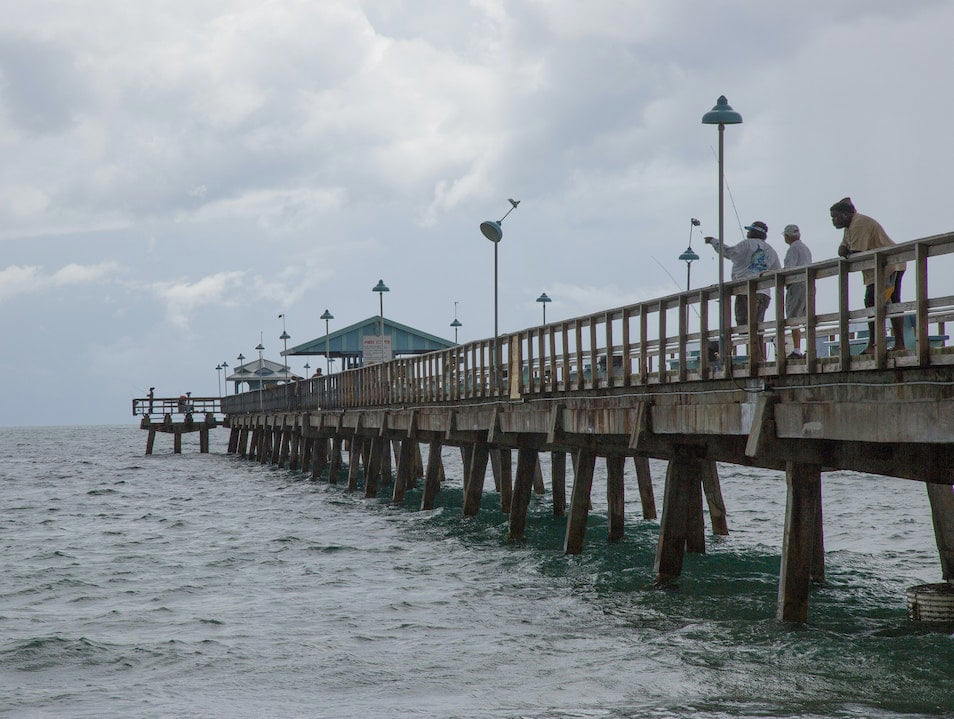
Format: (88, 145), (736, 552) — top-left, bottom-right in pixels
(1, 425), (952, 719)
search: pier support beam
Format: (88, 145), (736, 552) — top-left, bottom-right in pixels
(686, 466), (706, 554)
(564, 449), (597, 554)
(145, 429), (156, 456)
(462, 442), (490, 517)
(259, 426), (272, 464)
(777, 462), (822, 622)
(392, 438), (414, 505)
(653, 450), (696, 584)
(926, 483), (954, 582)
(173, 431), (182, 454)
(278, 426), (291, 467)
(533, 457), (546, 495)
(491, 448), (512, 513)
(508, 446), (538, 542)
(701, 460), (729, 535)
(199, 427), (209, 454)
(288, 431), (301, 471)
(238, 428), (249, 457)
(606, 455), (625, 542)
(311, 438), (328, 480)
(421, 440), (444, 510)
(227, 427), (239, 454)
(633, 456), (657, 519)
(329, 438), (342, 483)
(300, 436), (314, 475)
(347, 438), (363, 491)
(365, 437), (385, 498)
(551, 451), (567, 517)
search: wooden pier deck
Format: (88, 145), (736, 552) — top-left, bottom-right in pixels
(216, 232), (954, 622)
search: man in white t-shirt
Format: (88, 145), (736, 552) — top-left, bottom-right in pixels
(782, 224), (813, 359)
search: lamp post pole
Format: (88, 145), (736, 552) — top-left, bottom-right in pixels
(215, 364), (222, 397)
(372, 280), (389, 364)
(480, 199), (520, 392)
(536, 292), (551, 325)
(221, 361), (229, 396)
(236, 354), (245, 394)
(702, 96), (742, 371)
(320, 309), (333, 375)
(255, 334), (265, 410)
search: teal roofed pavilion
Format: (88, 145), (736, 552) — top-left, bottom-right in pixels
(282, 315), (456, 370)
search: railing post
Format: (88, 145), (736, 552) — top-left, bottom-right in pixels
(677, 296), (687, 383)
(622, 308), (632, 386)
(658, 302), (667, 384)
(916, 242), (930, 367)
(874, 250), (888, 368)
(746, 279), (759, 377)
(605, 312), (615, 388)
(805, 267), (817, 374)
(775, 273), (787, 376)
(838, 259), (851, 372)
(639, 304), (648, 384)
(699, 291), (709, 380)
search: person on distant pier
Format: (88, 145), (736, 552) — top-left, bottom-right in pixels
(147, 387), (155, 414)
(782, 225), (813, 359)
(704, 220), (781, 360)
(831, 197), (906, 352)
(312, 367), (323, 378)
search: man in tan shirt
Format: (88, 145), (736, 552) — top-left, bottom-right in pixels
(831, 197), (906, 352)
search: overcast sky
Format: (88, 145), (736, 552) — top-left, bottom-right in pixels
(2, 0), (952, 425)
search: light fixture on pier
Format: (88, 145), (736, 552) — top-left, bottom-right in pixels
(702, 96), (743, 365)
(320, 309), (334, 376)
(278, 313), (291, 377)
(536, 292), (552, 324)
(215, 364), (223, 397)
(480, 198), (520, 391)
(679, 219), (701, 292)
(236, 353), (246, 393)
(304, 361), (310, 378)
(450, 318), (462, 344)
(372, 280), (389, 340)
(220, 361), (229, 395)
(255, 336), (265, 407)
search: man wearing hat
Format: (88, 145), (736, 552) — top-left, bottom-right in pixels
(782, 225), (813, 359)
(830, 197), (906, 353)
(705, 221), (781, 358)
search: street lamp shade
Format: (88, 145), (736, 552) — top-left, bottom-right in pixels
(536, 292), (552, 304)
(304, 362), (310, 371)
(701, 95), (743, 125)
(320, 309), (333, 320)
(279, 330), (290, 340)
(450, 318), (462, 328)
(255, 343), (265, 351)
(237, 353), (245, 363)
(679, 247), (700, 262)
(215, 364), (221, 370)
(372, 279), (389, 293)
(480, 220), (503, 243)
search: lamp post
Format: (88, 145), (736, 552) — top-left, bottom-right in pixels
(320, 309), (333, 375)
(536, 292), (551, 325)
(701, 95), (743, 366)
(304, 362), (310, 380)
(236, 354), (245, 394)
(255, 335), (265, 408)
(215, 364), (222, 397)
(450, 318), (462, 344)
(220, 361), (229, 396)
(278, 313), (290, 380)
(372, 280), (389, 364)
(480, 198), (520, 390)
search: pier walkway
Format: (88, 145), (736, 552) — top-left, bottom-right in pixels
(218, 232), (954, 622)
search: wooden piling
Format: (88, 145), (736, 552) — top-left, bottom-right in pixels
(278, 425), (291, 467)
(701, 459), (729, 535)
(421, 440), (444, 510)
(392, 438), (414, 504)
(311, 438), (328, 480)
(507, 446), (538, 542)
(288, 430), (301, 471)
(491, 448), (513, 514)
(606, 455), (625, 542)
(173, 431), (182, 454)
(347, 438), (362, 491)
(551, 451), (567, 517)
(777, 462), (822, 622)
(259, 425), (272, 464)
(564, 449), (596, 554)
(653, 452), (694, 584)
(199, 427), (209, 454)
(633, 456), (657, 519)
(300, 436), (314, 474)
(271, 425), (282, 466)
(533, 457), (546, 495)
(145, 429), (156, 456)
(328, 437), (342, 484)
(238, 428), (249, 457)
(686, 468), (706, 554)
(926, 482), (954, 582)
(380, 434), (393, 486)
(227, 427), (239, 454)
(365, 437), (385, 498)
(460, 445), (474, 493)
(462, 443), (490, 517)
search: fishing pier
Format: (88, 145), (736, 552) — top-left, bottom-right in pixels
(152, 231), (954, 623)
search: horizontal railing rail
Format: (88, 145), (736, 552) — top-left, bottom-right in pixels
(221, 231), (954, 414)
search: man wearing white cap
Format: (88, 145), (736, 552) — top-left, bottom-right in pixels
(782, 224), (812, 359)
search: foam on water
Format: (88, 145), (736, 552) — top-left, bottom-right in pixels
(1, 425), (952, 718)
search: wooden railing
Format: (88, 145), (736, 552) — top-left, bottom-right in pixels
(132, 396), (222, 416)
(222, 231), (954, 414)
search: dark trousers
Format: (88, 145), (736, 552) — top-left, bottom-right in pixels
(863, 270), (905, 348)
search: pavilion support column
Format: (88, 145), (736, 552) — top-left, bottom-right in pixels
(926, 482), (954, 582)
(364, 437), (385, 498)
(421, 440), (444, 511)
(491, 448), (513, 514)
(145, 429), (156, 456)
(227, 427), (240, 454)
(606, 455), (625, 542)
(653, 448), (696, 585)
(347, 437), (363, 492)
(238, 428), (249, 458)
(328, 437), (342, 484)
(777, 462), (822, 623)
(392, 438), (414, 505)
(686, 465), (706, 554)
(564, 449), (597, 555)
(462, 442), (490, 517)
(508, 446), (539, 542)
(551, 451), (567, 517)
(701, 459), (729, 535)
(533, 457), (546, 495)
(633, 456), (657, 520)
(199, 427), (209, 454)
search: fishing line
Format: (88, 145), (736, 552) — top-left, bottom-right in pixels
(709, 145), (744, 236)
